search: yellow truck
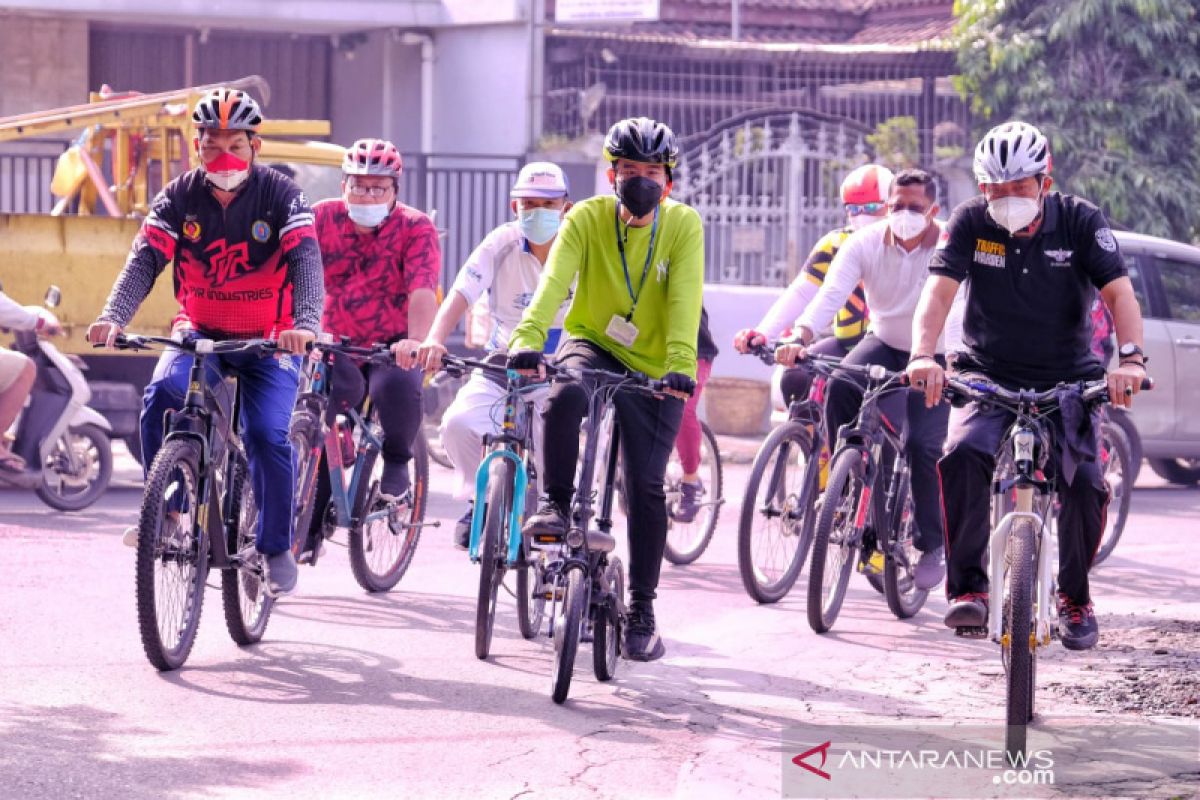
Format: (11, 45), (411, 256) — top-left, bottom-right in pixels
(0, 76), (343, 459)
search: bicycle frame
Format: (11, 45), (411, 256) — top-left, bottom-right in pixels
(467, 368), (540, 567)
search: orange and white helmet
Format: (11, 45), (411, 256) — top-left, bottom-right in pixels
(342, 138), (404, 181)
(191, 88), (262, 132)
(840, 164), (894, 206)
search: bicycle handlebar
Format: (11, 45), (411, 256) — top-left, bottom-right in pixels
(306, 338), (394, 366)
(99, 333), (279, 356)
(943, 375), (1154, 410)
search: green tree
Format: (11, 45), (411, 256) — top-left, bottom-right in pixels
(953, 0), (1200, 241)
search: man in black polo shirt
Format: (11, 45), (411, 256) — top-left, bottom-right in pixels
(906, 121), (1148, 650)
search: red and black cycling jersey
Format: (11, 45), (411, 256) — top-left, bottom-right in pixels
(101, 164), (324, 338)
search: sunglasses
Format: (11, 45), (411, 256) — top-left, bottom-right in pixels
(845, 202), (885, 216)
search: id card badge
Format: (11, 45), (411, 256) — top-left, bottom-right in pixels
(606, 314), (640, 347)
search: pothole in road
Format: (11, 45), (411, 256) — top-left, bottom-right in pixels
(1043, 618), (1200, 717)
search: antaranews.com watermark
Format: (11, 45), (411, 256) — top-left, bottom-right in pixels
(781, 721), (1198, 799)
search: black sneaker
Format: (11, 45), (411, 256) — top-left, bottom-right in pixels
(670, 480), (704, 523)
(454, 504), (473, 551)
(379, 461), (411, 502)
(624, 600), (666, 662)
(1058, 594), (1099, 651)
(943, 592), (988, 628)
(522, 498), (568, 539)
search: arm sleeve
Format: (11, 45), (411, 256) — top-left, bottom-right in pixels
(278, 186), (324, 332)
(509, 212), (582, 352)
(401, 213), (443, 295)
(98, 189), (179, 326)
(663, 208), (705, 378)
(0, 293), (39, 331)
(796, 233), (864, 335)
(927, 205), (972, 283)
(759, 272), (821, 340)
(450, 229), (501, 306)
(1077, 208), (1128, 290)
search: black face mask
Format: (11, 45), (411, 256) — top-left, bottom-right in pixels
(616, 176), (664, 218)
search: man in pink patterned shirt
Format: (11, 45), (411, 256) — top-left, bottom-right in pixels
(312, 139), (439, 527)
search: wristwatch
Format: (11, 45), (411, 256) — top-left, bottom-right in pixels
(1118, 342), (1148, 365)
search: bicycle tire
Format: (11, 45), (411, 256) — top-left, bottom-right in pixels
(1093, 420), (1132, 567)
(288, 410), (323, 560)
(347, 421), (427, 593)
(664, 422), (724, 566)
(475, 459), (511, 660)
(36, 424), (113, 511)
(807, 448), (864, 634)
(136, 438), (208, 671)
(883, 478), (928, 619)
(1004, 517), (1038, 765)
(737, 421), (818, 603)
(222, 459), (275, 645)
(593, 557), (624, 682)
(517, 467), (546, 639)
(551, 567), (587, 704)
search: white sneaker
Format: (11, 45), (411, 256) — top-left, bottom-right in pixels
(122, 525), (138, 548)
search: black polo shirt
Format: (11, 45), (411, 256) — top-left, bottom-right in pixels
(929, 192), (1126, 390)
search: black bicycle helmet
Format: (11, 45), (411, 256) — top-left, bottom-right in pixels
(603, 117), (679, 169)
(191, 88), (263, 132)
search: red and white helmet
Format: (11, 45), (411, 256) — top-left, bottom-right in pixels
(840, 164), (894, 205)
(973, 122), (1051, 184)
(342, 138), (403, 180)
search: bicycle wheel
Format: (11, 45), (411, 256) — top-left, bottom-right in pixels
(883, 478), (928, 619)
(517, 545), (548, 640)
(1093, 421), (1132, 567)
(1004, 517), (1038, 764)
(288, 409), (324, 560)
(36, 424), (113, 511)
(737, 421), (818, 603)
(807, 448), (865, 634)
(664, 422), (724, 566)
(348, 419), (427, 593)
(135, 438), (208, 671)
(222, 459), (275, 645)
(475, 459), (512, 660)
(593, 557), (625, 682)
(551, 566), (587, 705)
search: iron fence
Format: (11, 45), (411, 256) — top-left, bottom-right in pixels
(0, 140), (66, 215)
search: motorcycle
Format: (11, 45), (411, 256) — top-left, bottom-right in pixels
(3, 286), (114, 510)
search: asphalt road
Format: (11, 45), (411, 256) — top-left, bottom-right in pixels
(1, 442), (1197, 800)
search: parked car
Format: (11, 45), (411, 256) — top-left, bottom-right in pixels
(1112, 230), (1200, 486)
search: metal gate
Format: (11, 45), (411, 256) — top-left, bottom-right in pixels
(675, 111), (870, 287)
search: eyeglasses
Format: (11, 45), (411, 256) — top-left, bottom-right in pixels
(347, 184), (394, 199)
(845, 202), (885, 216)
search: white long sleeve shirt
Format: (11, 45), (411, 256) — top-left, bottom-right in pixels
(797, 218), (952, 353)
(0, 293), (42, 332)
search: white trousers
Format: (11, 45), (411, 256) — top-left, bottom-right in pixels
(439, 370), (548, 500)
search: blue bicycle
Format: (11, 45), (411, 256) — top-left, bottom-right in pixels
(440, 355), (549, 659)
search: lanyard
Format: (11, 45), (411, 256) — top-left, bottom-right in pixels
(613, 204), (659, 321)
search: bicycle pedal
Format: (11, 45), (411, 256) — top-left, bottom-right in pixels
(954, 626), (988, 639)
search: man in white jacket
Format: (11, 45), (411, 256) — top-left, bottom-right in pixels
(416, 162), (572, 548)
(0, 291), (61, 485)
(775, 168), (951, 591)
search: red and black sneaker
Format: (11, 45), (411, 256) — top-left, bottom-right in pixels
(1057, 593), (1099, 651)
(943, 592), (989, 628)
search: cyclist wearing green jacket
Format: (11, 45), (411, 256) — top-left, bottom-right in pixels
(507, 117), (703, 662)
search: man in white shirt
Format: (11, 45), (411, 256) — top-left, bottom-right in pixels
(776, 168), (951, 591)
(416, 162), (572, 548)
(0, 291), (61, 486)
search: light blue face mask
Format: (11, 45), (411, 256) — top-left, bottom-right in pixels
(346, 202), (390, 228)
(518, 207), (562, 245)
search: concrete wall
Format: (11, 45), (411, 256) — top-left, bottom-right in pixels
(432, 24), (532, 156)
(0, 14), (88, 118)
(330, 30), (424, 154)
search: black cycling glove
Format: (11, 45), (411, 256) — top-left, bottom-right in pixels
(662, 371), (696, 397)
(506, 349), (545, 371)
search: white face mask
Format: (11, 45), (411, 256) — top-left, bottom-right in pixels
(988, 195), (1041, 234)
(848, 213), (878, 232)
(201, 151), (252, 192)
(346, 202), (390, 228)
(889, 209), (928, 241)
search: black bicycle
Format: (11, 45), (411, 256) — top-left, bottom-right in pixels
(106, 334), (278, 670)
(806, 360), (927, 633)
(289, 338), (431, 593)
(540, 365), (676, 704)
(736, 345), (840, 603)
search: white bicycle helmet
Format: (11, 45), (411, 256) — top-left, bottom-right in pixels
(973, 122), (1051, 184)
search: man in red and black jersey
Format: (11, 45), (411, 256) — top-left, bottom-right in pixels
(308, 138), (439, 538)
(89, 88), (323, 596)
